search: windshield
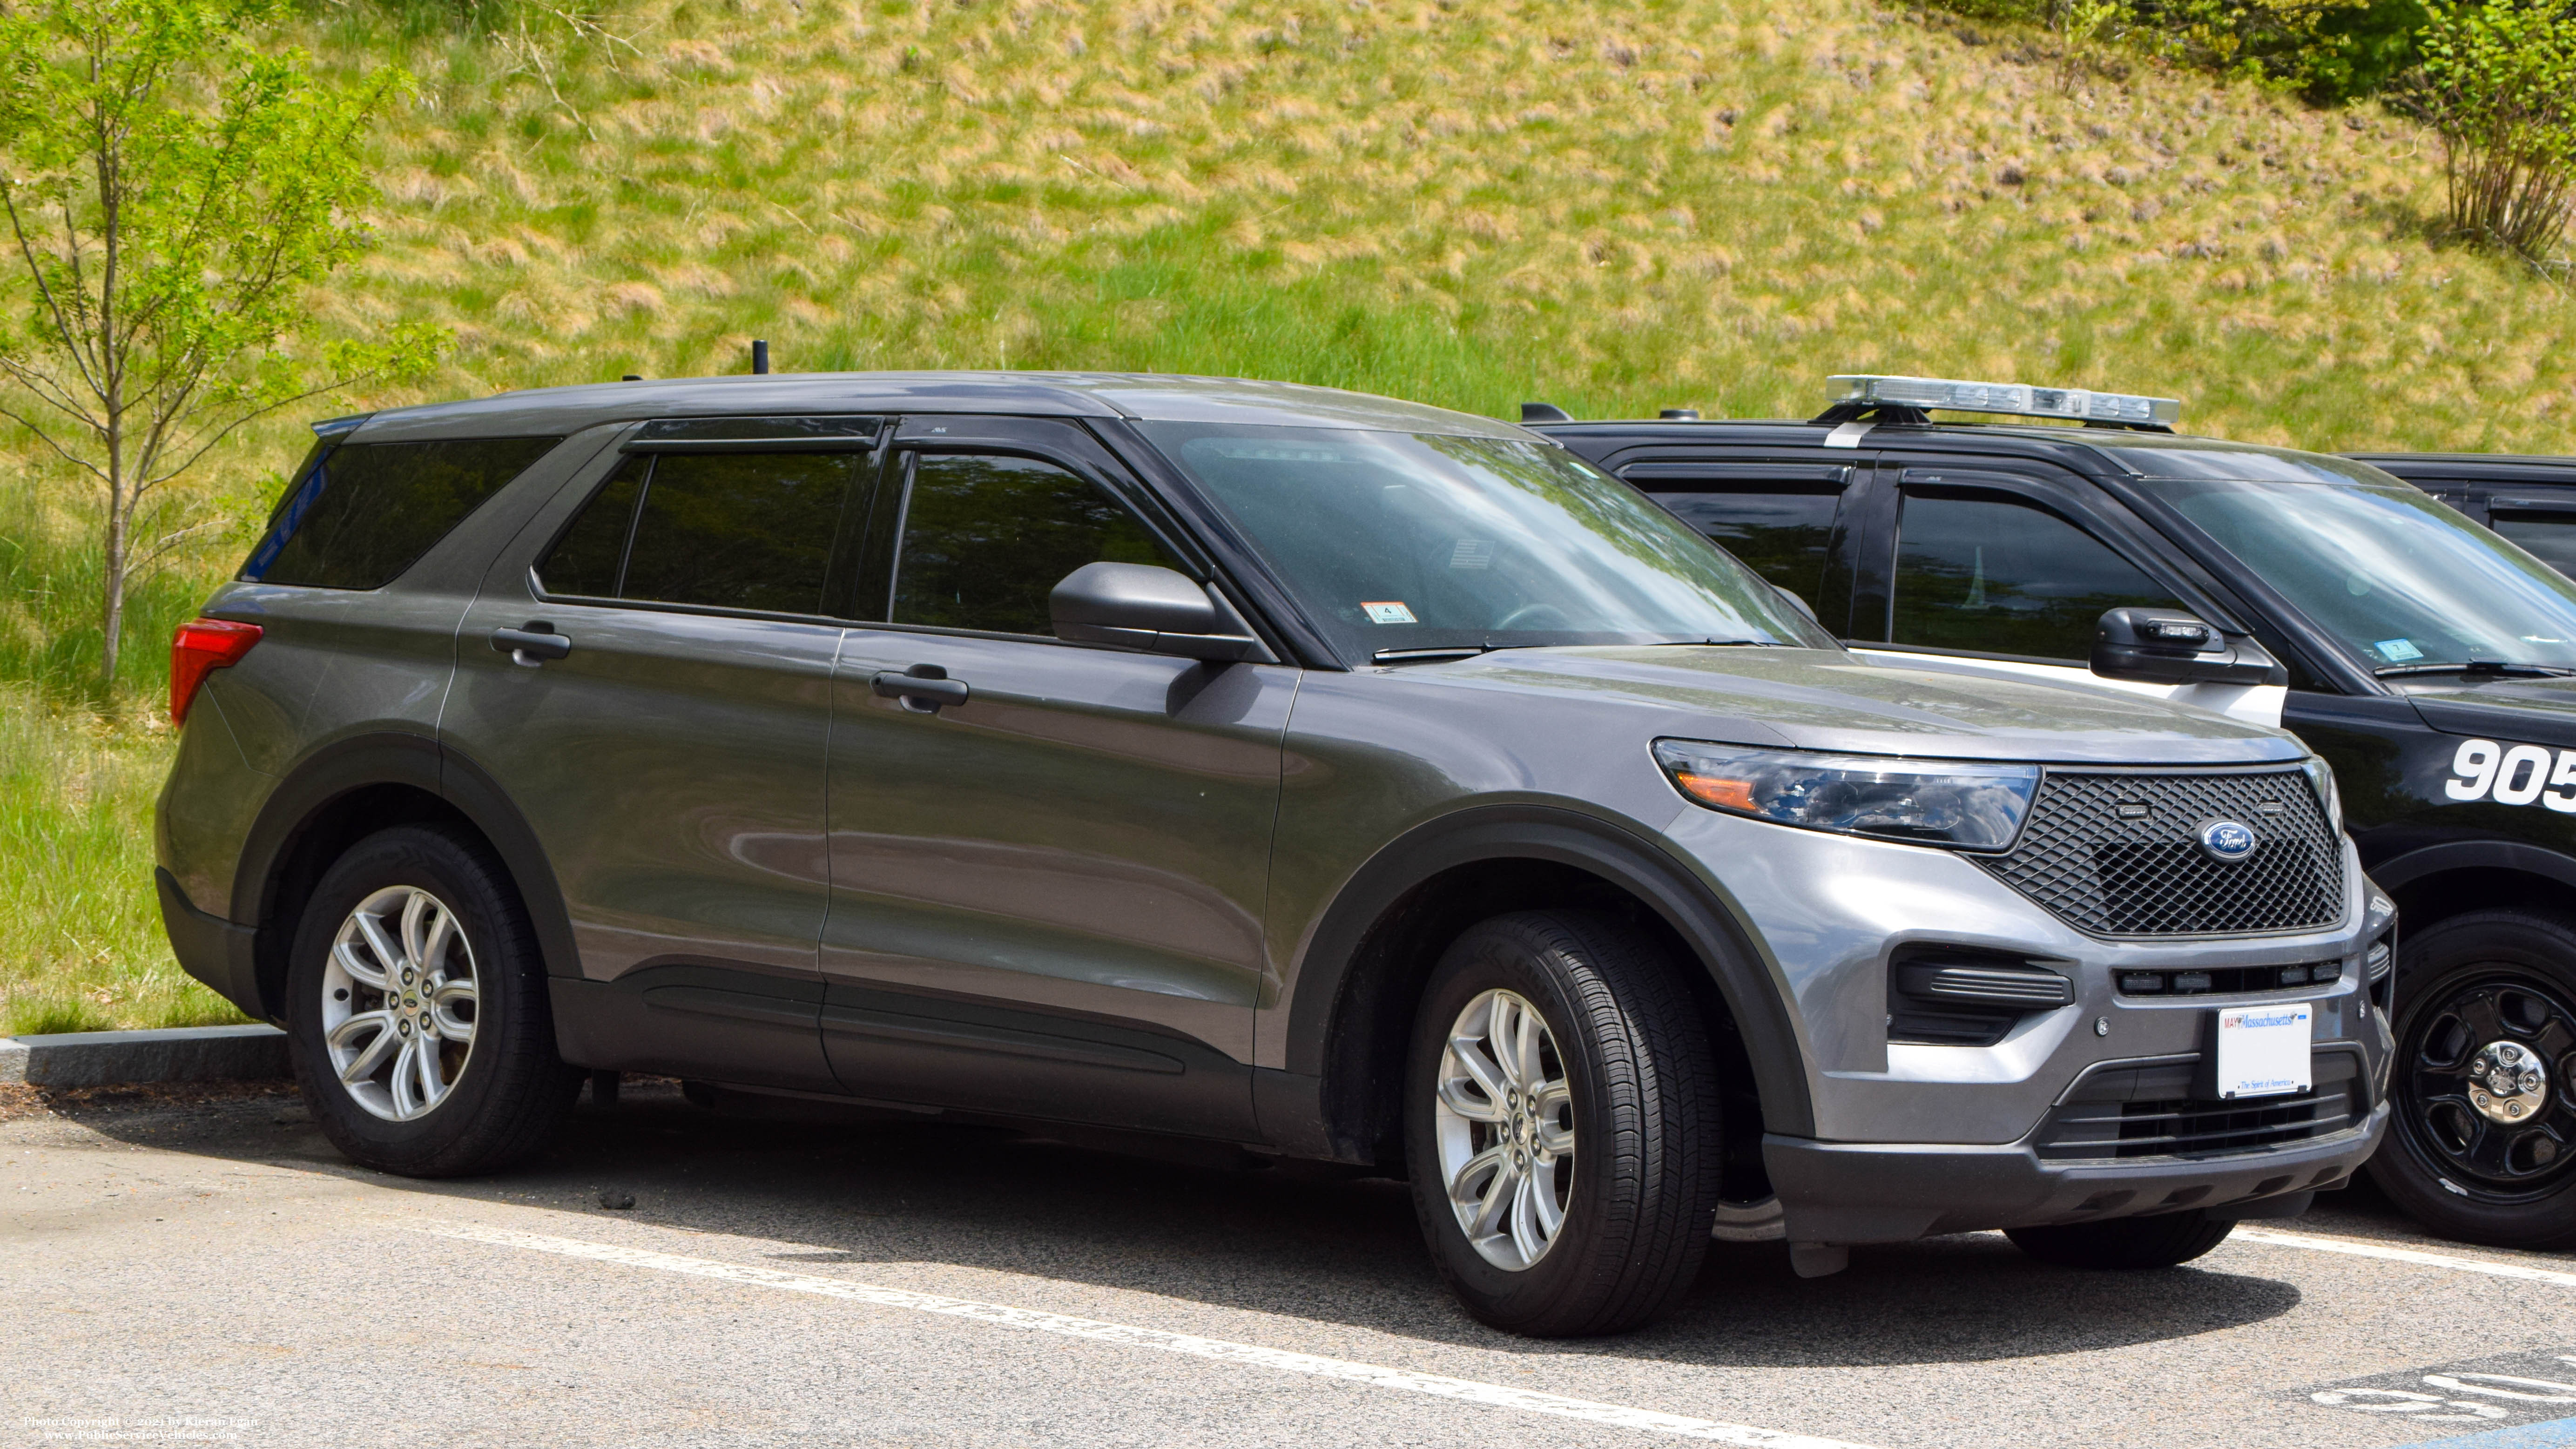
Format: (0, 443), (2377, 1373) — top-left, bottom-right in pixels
(1139, 423), (1832, 660)
(2162, 479), (2576, 673)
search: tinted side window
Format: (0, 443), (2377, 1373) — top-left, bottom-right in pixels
(622, 453), (852, 614)
(891, 454), (1180, 636)
(244, 437), (561, 589)
(1651, 488), (1841, 603)
(1892, 492), (2178, 661)
(536, 456), (647, 598)
(536, 452), (857, 616)
(2493, 514), (2576, 581)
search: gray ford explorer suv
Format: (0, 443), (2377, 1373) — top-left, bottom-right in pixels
(156, 372), (2394, 1336)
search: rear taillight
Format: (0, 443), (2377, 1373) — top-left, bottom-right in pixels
(170, 618), (263, 726)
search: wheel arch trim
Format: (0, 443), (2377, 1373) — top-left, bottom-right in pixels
(1282, 803), (1816, 1139)
(233, 731), (579, 1018)
(2370, 840), (2576, 899)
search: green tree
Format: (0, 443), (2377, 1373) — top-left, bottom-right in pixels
(0, 0), (441, 696)
(2414, 0), (2576, 259)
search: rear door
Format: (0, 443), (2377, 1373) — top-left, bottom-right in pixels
(1844, 465), (2287, 725)
(445, 418), (880, 1091)
(818, 415), (1291, 1140)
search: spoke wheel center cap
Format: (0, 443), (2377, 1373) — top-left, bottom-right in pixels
(2468, 1039), (2550, 1124)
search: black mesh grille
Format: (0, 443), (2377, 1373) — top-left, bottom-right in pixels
(2037, 1082), (2362, 1161)
(1978, 768), (2344, 937)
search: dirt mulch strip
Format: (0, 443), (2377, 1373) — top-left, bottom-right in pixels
(0, 1077), (298, 1123)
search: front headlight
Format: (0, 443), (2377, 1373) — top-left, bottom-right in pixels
(1652, 740), (2041, 851)
(2301, 755), (2343, 832)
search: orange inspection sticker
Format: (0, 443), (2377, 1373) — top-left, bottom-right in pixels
(1361, 602), (1418, 624)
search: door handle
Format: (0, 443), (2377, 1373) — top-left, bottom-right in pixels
(871, 666), (970, 712)
(491, 623), (572, 667)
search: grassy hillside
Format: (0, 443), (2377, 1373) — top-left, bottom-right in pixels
(315, 0), (2568, 444)
(1, 0), (2570, 1031)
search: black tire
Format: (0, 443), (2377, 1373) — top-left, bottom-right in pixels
(2005, 1210), (2234, 1269)
(2367, 909), (2576, 1250)
(286, 824), (580, 1177)
(1403, 910), (1721, 1337)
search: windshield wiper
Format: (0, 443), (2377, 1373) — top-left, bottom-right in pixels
(1373, 647), (1486, 665)
(2374, 660), (2576, 679)
(1372, 638), (1774, 665)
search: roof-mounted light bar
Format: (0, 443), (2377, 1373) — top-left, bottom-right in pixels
(1826, 375), (2181, 427)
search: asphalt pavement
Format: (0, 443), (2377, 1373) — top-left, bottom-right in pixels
(4, 1077), (2573, 1449)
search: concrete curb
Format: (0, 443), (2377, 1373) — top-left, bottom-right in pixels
(0, 1024), (289, 1089)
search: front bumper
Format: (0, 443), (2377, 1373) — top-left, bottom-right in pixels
(1763, 1099), (2388, 1243)
(1659, 805), (2394, 1146)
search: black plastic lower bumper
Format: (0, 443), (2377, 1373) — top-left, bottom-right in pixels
(1762, 1104), (2387, 1243)
(155, 867), (264, 1020)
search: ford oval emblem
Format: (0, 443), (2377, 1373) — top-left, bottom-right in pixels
(2198, 819), (2258, 862)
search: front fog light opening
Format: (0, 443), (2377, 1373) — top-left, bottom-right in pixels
(1888, 947), (2072, 1047)
(1654, 740), (2040, 851)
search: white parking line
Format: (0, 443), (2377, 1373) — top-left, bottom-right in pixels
(2233, 1227), (2576, 1287)
(418, 1221), (1875, 1449)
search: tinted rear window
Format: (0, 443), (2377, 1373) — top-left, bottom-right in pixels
(243, 437), (561, 589)
(1649, 488), (1841, 603)
(538, 451), (860, 616)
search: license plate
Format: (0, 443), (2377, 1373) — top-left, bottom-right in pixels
(2216, 1002), (2313, 1099)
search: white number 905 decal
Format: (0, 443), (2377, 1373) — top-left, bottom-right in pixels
(2446, 738), (2576, 810)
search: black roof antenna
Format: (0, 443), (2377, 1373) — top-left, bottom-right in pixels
(750, 340), (770, 375)
(1521, 401), (1572, 423)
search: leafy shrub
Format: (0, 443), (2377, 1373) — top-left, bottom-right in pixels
(1929, 0), (2428, 100)
(2414, 0), (2576, 257)
(2308, 0), (2437, 99)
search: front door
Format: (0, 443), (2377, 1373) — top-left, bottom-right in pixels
(819, 419), (1292, 1139)
(447, 434), (874, 1090)
(1849, 469), (2286, 726)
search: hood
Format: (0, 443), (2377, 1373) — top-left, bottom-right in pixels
(1419, 646), (2306, 765)
(2402, 675), (2576, 749)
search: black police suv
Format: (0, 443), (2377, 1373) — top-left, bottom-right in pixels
(1536, 376), (2576, 1250)
(2349, 453), (2576, 582)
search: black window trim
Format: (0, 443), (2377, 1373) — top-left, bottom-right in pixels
(1858, 465), (2246, 654)
(528, 416), (1289, 662)
(1615, 457), (1864, 634)
(1618, 461), (1855, 487)
(620, 414), (889, 452)
(526, 424), (877, 624)
(871, 436), (1219, 648)
(242, 431), (568, 592)
(516, 573), (862, 632)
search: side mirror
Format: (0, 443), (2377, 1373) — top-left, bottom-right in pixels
(1051, 562), (1261, 663)
(1772, 583), (1821, 626)
(2092, 607), (2285, 687)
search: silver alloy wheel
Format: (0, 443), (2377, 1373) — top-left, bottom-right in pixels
(1434, 988), (1576, 1271)
(2469, 1039), (2550, 1124)
(319, 885), (479, 1122)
